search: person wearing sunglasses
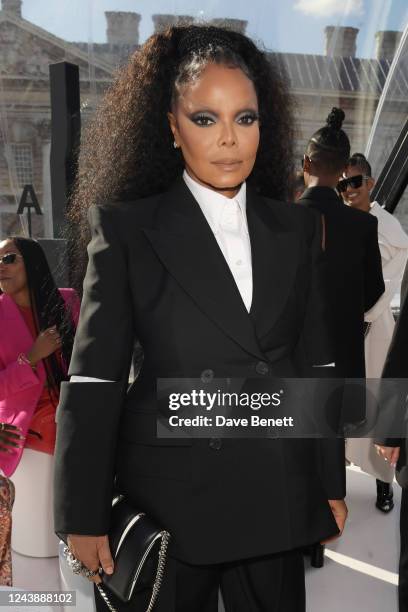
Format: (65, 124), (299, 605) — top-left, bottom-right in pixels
(299, 109), (385, 567)
(342, 153), (408, 514)
(0, 236), (80, 559)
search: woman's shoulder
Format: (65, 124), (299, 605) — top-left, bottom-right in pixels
(87, 196), (162, 245)
(94, 193), (162, 225)
(260, 194), (319, 236)
(373, 203), (408, 248)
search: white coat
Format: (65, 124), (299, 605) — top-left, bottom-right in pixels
(346, 201), (408, 481)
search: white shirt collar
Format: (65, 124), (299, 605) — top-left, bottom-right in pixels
(183, 170), (247, 234)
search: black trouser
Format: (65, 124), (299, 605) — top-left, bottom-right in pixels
(400, 488), (408, 611)
(94, 549), (305, 612)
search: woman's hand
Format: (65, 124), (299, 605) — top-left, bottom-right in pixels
(27, 326), (62, 365)
(374, 445), (400, 467)
(0, 423), (24, 453)
(67, 534), (114, 584)
(321, 499), (348, 544)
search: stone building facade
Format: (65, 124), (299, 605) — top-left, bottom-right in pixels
(0, 0), (406, 237)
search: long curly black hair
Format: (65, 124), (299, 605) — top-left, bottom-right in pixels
(7, 236), (76, 403)
(68, 24), (294, 292)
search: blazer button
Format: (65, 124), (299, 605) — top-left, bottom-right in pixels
(255, 361), (269, 375)
(209, 438), (222, 450)
(201, 369), (214, 383)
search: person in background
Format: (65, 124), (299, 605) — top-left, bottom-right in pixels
(375, 275), (408, 609)
(0, 237), (80, 558)
(342, 153), (408, 513)
(300, 112), (384, 382)
(299, 108), (385, 567)
(0, 424), (23, 586)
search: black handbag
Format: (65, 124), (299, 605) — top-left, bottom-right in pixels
(96, 495), (170, 612)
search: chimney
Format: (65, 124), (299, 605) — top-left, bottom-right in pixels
(210, 18), (248, 34)
(2, 0), (22, 18)
(152, 14), (194, 33)
(375, 31), (403, 61)
(105, 11), (141, 46)
(324, 26), (359, 57)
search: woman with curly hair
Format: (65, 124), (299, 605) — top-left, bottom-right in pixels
(55, 25), (346, 611)
(0, 237), (79, 558)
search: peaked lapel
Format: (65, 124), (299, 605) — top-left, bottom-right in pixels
(142, 178), (265, 361)
(247, 190), (299, 339)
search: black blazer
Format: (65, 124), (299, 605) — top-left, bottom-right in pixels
(377, 275), (408, 485)
(54, 178), (344, 565)
(299, 187), (385, 377)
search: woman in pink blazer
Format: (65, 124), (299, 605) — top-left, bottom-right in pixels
(0, 235), (79, 560)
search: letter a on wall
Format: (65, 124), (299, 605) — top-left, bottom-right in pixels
(17, 184), (42, 215)
(17, 184), (42, 237)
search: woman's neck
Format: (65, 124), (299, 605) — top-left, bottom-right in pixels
(11, 289), (31, 308)
(307, 176), (337, 189)
(354, 199), (371, 213)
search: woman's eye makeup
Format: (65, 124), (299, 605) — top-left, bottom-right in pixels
(237, 112), (259, 125)
(189, 110), (259, 127)
(190, 113), (216, 127)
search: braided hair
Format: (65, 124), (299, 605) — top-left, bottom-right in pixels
(306, 107), (351, 173)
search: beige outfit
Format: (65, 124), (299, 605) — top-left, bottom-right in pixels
(347, 202), (408, 480)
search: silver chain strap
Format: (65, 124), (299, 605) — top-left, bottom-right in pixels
(96, 531), (170, 612)
(146, 531), (170, 612)
(96, 584), (118, 612)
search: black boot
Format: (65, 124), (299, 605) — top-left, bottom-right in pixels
(310, 543), (325, 568)
(376, 479), (394, 513)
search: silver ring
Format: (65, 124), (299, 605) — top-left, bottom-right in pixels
(63, 546), (99, 578)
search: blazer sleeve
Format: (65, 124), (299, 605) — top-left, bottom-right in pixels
(364, 216), (385, 312)
(383, 290), (408, 379)
(54, 205), (135, 537)
(374, 288), (408, 449)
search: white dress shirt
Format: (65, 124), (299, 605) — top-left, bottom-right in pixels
(183, 170), (253, 312)
(71, 172), (253, 383)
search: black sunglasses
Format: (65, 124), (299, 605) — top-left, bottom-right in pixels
(337, 175), (370, 193)
(0, 253), (23, 265)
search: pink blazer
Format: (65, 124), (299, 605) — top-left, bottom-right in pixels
(0, 288), (80, 477)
